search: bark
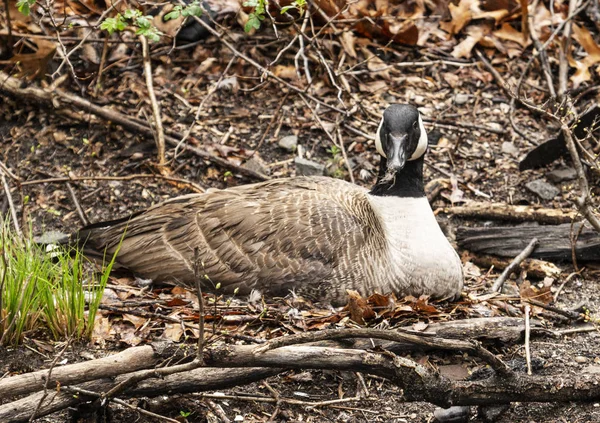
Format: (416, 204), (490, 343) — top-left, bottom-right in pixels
(448, 203), (579, 224)
(457, 223), (600, 262)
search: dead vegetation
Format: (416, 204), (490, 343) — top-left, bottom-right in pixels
(1, 0), (600, 422)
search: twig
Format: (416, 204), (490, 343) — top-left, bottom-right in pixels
(20, 173), (204, 193)
(140, 35), (166, 167)
(252, 328), (510, 376)
(198, 392), (367, 407)
(524, 299), (583, 321)
(491, 238), (538, 293)
(193, 248), (205, 363)
(559, 0), (580, 98)
(529, 0), (557, 97)
(205, 399), (231, 423)
(65, 183), (89, 226)
(176, 55), (237, 160)
(524, 304), (532, 376)
(0, 170), (22, 238)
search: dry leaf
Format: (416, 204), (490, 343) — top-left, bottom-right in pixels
(10, 38), (57, 79)
(440, 0), (477, 36)
(493, 23), (530, 48)
(345, 290), (375, 325)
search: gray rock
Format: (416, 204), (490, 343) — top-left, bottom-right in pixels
(547, 166), (577, 183)
(501, 141), (519, 157)
(278, 135), (298, 152)
(434, 406), (470, 423)
(454, 93), (469, 105)
(526, 179), (560, 200)
(243, 156), (269, 176)
(295, 157), (325, 176)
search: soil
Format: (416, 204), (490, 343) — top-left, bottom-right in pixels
(2, 19), (600, 423)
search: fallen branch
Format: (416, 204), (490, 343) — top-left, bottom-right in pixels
(139, 34), (166, 167)
(491, 238), (539, 293)
(447, 203), (579, 224)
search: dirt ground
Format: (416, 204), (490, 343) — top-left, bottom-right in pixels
(2, 15), (600, 422)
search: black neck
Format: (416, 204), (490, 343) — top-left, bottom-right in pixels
(369, 156), (425, 197)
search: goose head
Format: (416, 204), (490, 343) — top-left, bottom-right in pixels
(375, 104), (428, 173)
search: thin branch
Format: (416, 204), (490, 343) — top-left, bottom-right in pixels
(491, 238), (539, 293)
(140, 35), (166, 167)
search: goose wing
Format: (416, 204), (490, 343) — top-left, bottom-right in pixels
(78, 177), (382, 296)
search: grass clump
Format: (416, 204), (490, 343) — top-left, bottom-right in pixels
(0, 220), (114, 346)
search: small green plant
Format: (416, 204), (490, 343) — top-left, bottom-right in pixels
(327, 145), (341, 158)
(243, 0), (306, 33)
(164, 1), (203, 21)
(0, 221), (115, 345)
(180, 410), (191, 418)
(16, 0), (36, 15)
(100, 9), (162, 42)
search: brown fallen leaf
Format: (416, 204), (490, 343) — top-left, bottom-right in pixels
(440, 0), (477, 36)
(9, 38), (57, 79)
(345, 289), (375, 325)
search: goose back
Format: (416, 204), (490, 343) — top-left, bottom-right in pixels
(78, 177), (392, 303)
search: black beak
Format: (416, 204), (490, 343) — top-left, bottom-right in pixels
(386, 133), (407, 172)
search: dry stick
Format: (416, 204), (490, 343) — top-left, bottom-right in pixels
(524, 304), (532, 376)
(140, 35), (166, 167)
(0, 170), (22, 238)
(20, 174), (204, 193)
(559, 0), (580, 98)
(174, 55), (237, 160)
(524, 299), (583, 321)
(252, 328), (511, 376)
(65, 182), (89, 226)
(205, 399), (231, 423)
(200, 393), (368, 408)
(491, 238), (539, 293)
(0, 71), (268, 181)
(193, 248), (205, 363)
(529, 0), (557, 98)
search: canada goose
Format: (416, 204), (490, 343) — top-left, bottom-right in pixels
(73, 105), (463, 305)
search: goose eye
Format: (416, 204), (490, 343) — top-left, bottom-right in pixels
(413, 121), (418, 129)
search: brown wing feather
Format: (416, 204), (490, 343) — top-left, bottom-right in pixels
(78, 177), (382, 298)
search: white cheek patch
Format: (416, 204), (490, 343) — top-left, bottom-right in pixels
(409, 114), (428, 161)
(374, 117), (386, 158)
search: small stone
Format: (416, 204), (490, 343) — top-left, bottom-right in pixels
(434, 406), (470, 423)
(501, 141), (519, 157)
(278, 135), (298, 152)
(243, 156), (269, 176)
(547, 167), (577, 183)
(526, 179), (560, 200)
(295, 157), (325, 176)
(454, 93), (469, 105)
(575, 356), (589, 364)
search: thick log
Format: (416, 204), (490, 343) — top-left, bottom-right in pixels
(447, 203), (579, 224)
(0, 343), (180, 399)
(457, 223), (600, 262)
(0, 368), (281, 423)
